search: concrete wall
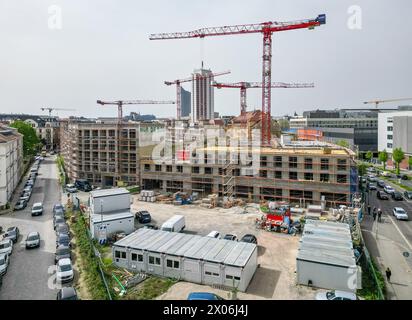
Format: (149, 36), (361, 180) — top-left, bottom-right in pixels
(393, 116), (412, 155)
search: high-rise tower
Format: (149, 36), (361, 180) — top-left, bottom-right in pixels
(191, 67), (214, 122)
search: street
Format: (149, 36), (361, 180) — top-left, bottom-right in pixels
(0, 157), (61, 300)
(361, 184), (412, 299)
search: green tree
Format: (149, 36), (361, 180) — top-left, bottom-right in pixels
(357, 162), (367, 177)
(336, 140), (349, 148)
(378, 150), (388, 171)
(392, 148), (405, 175)
(409, 157), (412, 170)
(365, 151), (373, 162)
(10, 120), (40, 156)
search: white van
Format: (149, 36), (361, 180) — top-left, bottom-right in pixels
(161, 215), (185, 233)
(206, 231), (220, 239)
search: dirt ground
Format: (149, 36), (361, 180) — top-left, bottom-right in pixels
(132, 197), (318, 300)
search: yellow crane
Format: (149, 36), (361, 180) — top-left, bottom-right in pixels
(363, 98), (412, 108)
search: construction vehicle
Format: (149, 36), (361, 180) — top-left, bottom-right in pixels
(150, 14), (326, 145)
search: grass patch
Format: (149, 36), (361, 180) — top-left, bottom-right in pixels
(357, 255), (386, 300)
(123, 276), (177, 300)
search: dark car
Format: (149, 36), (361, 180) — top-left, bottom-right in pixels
(57, 287), (78, 300)
(367, 183), (377, 191)
(223, 234), (238, 241)
(56, 233), (71, 248)
(397, 174), (409, 180)
(377, 191), (389, 200)
(136, 211), (152, 224)
(54, 216), (66, 229)
(143, 224), (158, 230)
(14, 199), (27, 211)
(55, 245), (71, 263)
(74, 179), (92, 192)
(53, 204), (65, 215)
(392, 191), (404, 201)
(377, 180), (386, 188)
(55, 223), (70, 237)
(3, 227), (20, 243)
(404, 191), (412, 200)
(240, 234), (258, 244)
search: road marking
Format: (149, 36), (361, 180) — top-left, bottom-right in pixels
(387, 214), (412, 251)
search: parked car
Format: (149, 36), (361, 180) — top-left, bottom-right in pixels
(367, 175), (377, 182)
(55, 223), (70, 237)
(19, 192), (31, 202)
(223, 234), (237, 241)
(56, 258), (74, 283)
(55, 245), (71, 263)
(25, 232), (41, 249)
(160, 215), (185, 233)
(240, 234), (258, 244)
(367, 183), (377, 191)
(143, 224), (158, 230)
(3, 227), (20, 243)
(381, 171), (392, 177)
(384, 185), (395, 194)
(14, 199), (27, 211)
(392, 191), (404, 201)
(65, 184), (77, 193)
(377, 180), (386, 188)
(0, 239), (13, 256)
(56, 287), (78, 300)
(392, 207), (408, 220)
(397, 174), (409, 180)
(206, 231), (221, 239)
(31, 202), (43, 216)
(187, 292), (225, 300)
(54, 216), (65, 229)
(404, 191), (412, 200)
(0, 253), (9, 276)
(53, 204), (65, 213)
(56, 233), (71, 248)
(25, 180), (34, 187)
(316, 290), (358, 300)
(74, 179), (92, 192)
(377, 190), (389, 200)
(135, 211), (152, 224)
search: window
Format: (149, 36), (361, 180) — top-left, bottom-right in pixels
(275, 171), (282, 179)
(131, 253), (143, 262)
(387, 143), (393, 148)
(337, 175), (347, 183)
(289, 157), (298, 168)
(304, 158), (313, 170)
(192, 167), (200, 174)
(176, 166), (183, 173)
(387, 126), (393, 132)
(166, 165), (172, 172)
(205, 271), (219, 277)
(149, 256), (161, 265)
(226, 275), (241, 281)
(205, 167), (213, 175)
(304, 172), (313, 181)
(387, 135), (393, 140)
(321, 158), (329, 170)
(274, 156), (282, 168)
(337, 159), (347, 171)
(155, 165), (162, 172)
(289, 172), (298, 180)
(144, 164), (150, 172)
(260, 170), (267, 178)
(320, 173), (330, 182)
(166, 260), (180, 269)
(115, 251), (126, 259)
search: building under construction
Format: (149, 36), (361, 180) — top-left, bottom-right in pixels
(140, 138), (358, 208)
(60, 118), (163, 187)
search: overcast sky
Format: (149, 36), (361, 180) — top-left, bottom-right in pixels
(1, 0), (411, 118)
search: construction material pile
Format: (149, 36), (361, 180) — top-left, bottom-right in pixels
(200, 194), (218, 209)
(138, 190), (156, 202)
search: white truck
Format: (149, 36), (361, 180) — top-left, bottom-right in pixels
(161, 215), (186, 233)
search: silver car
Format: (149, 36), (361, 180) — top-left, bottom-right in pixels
(0, 253), (9, 276)
(25, 232), (41, 249)
(0, 240), (13, 256)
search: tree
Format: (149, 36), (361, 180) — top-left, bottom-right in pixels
(409, 157), (412, 170)
(392, 148), (405, 175)
(10, 120), (40, 156)
(365, 151), (373, 162)
(357, 162), (367, 177)
(378, 150), (388, 171)
(336, 140), (349, 148)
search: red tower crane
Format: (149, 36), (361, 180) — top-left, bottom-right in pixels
(213, 81), (314, 115)
(165, 70), (230, 120)
(150, 14), (326, 145)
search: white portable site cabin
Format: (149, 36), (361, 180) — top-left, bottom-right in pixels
(112, 228), (258, 292)
(296, 220), (362, 292)
(89, 188), (134, 240)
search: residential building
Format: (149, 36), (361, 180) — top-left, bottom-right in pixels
(0, 114), (60, 151)
(192, 68), (215, 122)
(140, 139), (358, 208)
(0, 126), (23, 209)
(180, 87), (191, 118)
(378, 108), (412, 169)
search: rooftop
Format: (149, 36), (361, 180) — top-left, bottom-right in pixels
(90, 188), (130, 198)
(114, 228), (257, 267)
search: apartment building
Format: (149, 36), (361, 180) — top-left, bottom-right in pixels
(140, 141), (358, 208)
(0, 126), (23, 209)
(60, 119), (140, 187)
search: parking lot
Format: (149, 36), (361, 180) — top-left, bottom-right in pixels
(131, 199), (316, 300)
(0, 157), (62, 299)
